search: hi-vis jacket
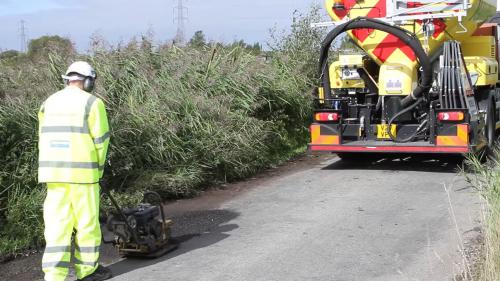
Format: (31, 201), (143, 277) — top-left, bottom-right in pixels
(38, 86), (110, 184)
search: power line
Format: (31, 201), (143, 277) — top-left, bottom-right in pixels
(174, 0), (188, 45)
(19, 20), (27, 52)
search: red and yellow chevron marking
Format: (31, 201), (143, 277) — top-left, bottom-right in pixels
(325, 0), (447, 66)
(436, 125), (469, 147)
(311, 124), (340, 145)
(372, 33), (417, 63)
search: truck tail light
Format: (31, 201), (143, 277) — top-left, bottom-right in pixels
(315, 112), (339, 122)
(438, 111), (465, 121)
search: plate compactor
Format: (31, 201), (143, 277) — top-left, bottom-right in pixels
(103, 190), (178, 258)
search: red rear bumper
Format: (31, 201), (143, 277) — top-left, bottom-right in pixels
(309, 144), (469, 154)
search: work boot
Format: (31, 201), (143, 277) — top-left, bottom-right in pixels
(77, 265), (113, 281)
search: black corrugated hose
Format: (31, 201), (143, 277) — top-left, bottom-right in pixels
(318, 17), (433, 142)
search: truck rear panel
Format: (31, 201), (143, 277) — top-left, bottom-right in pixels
(309, 122), (471, 154)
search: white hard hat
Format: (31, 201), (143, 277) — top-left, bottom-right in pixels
(62, 61), (96, 81)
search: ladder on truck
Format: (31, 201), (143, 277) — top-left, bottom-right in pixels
(311, 0), (471, 28)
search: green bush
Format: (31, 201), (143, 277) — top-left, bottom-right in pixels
(0, 40), (312, 258)
(0, 4), (325, 259)
(27, 35), (75, 59)
(269, 4), (328, 82)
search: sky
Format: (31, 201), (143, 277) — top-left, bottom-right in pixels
(0, 0), (317, 52)
(2, 0), (500, 53)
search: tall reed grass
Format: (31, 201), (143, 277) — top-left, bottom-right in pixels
(464, 151), (500, 281)
(0, 41), (313, 258)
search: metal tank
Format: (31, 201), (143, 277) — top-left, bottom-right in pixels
(324, 0), (496, 96)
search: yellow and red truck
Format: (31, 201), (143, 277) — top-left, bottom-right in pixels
(310, 0), (500, 158)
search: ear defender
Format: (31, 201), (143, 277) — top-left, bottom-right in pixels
(83, 77), (95, 92)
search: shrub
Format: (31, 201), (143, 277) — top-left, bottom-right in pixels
(0, 39), (312, 258)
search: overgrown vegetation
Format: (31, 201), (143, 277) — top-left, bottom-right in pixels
(269, 6), (327, 81)
(189, 30), (262, 54)
(0, 7), (326, 259)
(464, 152), (500, 281)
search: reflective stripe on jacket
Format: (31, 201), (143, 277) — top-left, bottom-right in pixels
(38, 86), (110, 183)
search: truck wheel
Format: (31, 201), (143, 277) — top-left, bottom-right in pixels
(485, 100), (496, 149)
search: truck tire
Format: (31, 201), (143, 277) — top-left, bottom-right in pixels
(485, 99), (496, 149)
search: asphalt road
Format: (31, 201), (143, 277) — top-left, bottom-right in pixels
(0, 154), (483, 281)
(104, 155), (483, 281)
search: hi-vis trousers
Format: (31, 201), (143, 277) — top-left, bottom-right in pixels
(42, 183), (101, 281)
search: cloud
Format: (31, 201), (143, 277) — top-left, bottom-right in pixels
(0, 0), (80, 16)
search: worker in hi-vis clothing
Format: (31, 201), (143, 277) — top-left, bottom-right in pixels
(38, 61), (112, 281)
